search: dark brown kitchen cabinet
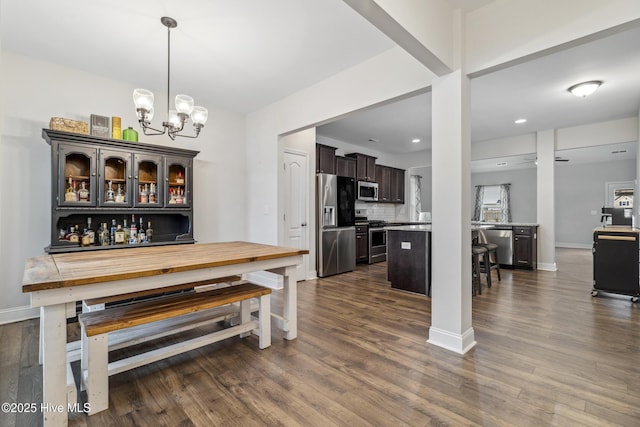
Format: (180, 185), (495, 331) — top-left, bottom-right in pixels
(355, 224), (369, 263)
(376, 165), (391, 202)
(316, 144), (336, 174)
(513, 226), (537, 269)
(346, 153), (376, 182)
(44, 129), (198, 254)
(390, 167), (405, 203)
(336, 156), (356, 178)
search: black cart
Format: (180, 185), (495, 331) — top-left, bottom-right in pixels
(592, 228), (640, 303)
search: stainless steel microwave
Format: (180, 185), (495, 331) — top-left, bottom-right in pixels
(357, 181), (378, 202)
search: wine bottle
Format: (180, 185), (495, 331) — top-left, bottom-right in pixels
(146, 221), (153, 243)
(138, 217), (146, 243)
(130, 214), (137, 244)
(110, 219), (117, 245)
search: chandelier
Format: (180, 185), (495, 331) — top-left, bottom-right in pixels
(133, 17), (208, 140)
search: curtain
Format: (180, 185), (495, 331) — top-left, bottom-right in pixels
(409, 175), (422, 222)
(499, 184), (512, 223)
(473, 185), (484, 221)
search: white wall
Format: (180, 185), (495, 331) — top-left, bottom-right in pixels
(556, 159), (636, 247)
(0, 51), (246, 323)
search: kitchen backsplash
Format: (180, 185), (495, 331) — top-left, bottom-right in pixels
(355, 202), (409, 222)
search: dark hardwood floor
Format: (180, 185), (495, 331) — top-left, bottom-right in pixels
(2, 248), (640, 426)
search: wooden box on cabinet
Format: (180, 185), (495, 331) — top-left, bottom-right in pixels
(44, 129), (199, 253)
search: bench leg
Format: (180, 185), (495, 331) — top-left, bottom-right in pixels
(239, 299), (251, 338)
(82, 332), (109, 415)
(258, 294), (271, 349)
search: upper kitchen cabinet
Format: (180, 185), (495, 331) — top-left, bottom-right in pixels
(376, 165), (391, 202)
(316, 144), (336, 174)
(133, 153), (163, 207)
(346, 153), (376, 182)
(390, 167), (405, 203)
(336, 155), (356, 179)
(375, 165), (405, 204)
(57, 143), (98, 207)
(99, 148), (132, 206)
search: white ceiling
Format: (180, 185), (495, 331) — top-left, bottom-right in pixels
(2, 0), (639, 169)
(0, 0), (395, 114)
(318, 22), (640, 163)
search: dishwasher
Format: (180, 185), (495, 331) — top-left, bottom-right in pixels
(483, 226), (513, 266)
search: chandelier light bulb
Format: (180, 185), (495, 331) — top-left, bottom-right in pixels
(191, 106), (209, 126)
(175, 94), (194, 115)
(168, 110), (181, 128)
(133, 88), (154, 110)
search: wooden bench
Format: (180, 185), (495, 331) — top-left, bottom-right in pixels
(81, 275), (242, 312)
(78, 282), (272, 415)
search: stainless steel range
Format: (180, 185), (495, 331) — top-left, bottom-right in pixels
(368, 220), (387, 264)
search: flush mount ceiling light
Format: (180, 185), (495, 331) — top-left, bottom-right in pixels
(133, 17), (208, 140)
(567, 80), (602, 98)
(412, 138), (421, 143)
(514, 118), (527, 124)
(368, 138), (380, 143)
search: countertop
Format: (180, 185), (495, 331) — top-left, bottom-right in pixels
(593, 226), (640, 234)
(386, 224), (497, 232)
(384, 221), (539, 227)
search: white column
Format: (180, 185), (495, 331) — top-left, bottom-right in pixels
(428, 69), (475, 354)
(536, 130), (557, 271)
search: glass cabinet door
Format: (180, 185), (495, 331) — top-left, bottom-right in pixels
(165, 156), (192, 207)
(133, 154), (163, 207)
(58, 143), (97, 207)
(99, 149), (132, 206)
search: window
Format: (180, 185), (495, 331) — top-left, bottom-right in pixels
(473, 184), (512, 223)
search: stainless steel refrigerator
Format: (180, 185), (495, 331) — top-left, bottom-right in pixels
(317, 174), (356, 277)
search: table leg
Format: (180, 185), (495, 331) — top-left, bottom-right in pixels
(41, 304), (69, 426)
(282, 265), (297, 340)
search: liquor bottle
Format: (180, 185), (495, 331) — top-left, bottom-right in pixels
(105, 180), (116, 203)
(115, 183), (125, 203)
(149, 183), (157, 204)
(110, 219), (117, 245)
(176, 170), (185, 184)
(175, 187), (184, 204)
(99, 223), (110, 246)
(138, 217), (146, 243)
(78, 181), (90, 202)
(65, 177), (78, 202)
(86, 217), (95, 245)
(81, 227), (92, 247)
(146, 221), (153, 243)
(168, 188), (176, 204)
(129, 214), (137, 244)
(114, 224), (125, 244)
(140, 184), (149, 204)
(122, 218), (130, 244)
(65, 226), (79, 244)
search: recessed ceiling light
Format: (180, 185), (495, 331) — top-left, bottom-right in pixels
(412, 138), (421, 143)
(612, 149), (627, 154)
(567, 80), (602, 97)
(514, 118), (527, 124)
(368, 138), (379, 143)
(496, 161), (508, 167)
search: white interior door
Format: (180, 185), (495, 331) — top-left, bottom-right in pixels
(283, 150), (309, 281)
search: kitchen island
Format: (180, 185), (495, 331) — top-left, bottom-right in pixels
(386, 224), (496, 295)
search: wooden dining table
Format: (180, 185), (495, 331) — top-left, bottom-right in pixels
(22, 241), (308, 426)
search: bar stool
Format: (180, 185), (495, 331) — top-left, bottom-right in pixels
(477, 229), (501, 285)
(472, 245), (490, 295)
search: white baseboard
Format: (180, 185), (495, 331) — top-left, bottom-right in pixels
(537, 262), (558, 271)
(556, 243), (592, 249)
(0, 305), (39, 325)
(427, 326), (476, 355)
